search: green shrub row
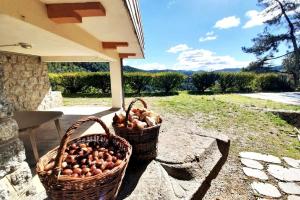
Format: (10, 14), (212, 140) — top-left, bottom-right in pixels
(191, 72), (293, 93)
(49, 72), (185, 94)
(49, 71), (293, 95)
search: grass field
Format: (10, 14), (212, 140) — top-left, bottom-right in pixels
(64, 91), (300, 158)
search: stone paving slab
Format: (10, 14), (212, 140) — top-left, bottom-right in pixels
(241, 158), (263, 170)
(283, 157), (300, 169)
(288, 195), (300, 200)
(251, 182), (281, 198)
(239, 152), (281, 164)
(278, 182), (300, 195)
(242, 167), (268, 180)
(267, 165), (300, 182)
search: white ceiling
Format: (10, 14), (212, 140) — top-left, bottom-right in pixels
(0, 0), (144, 61)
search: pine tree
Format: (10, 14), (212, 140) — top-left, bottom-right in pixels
(242, 0), (300, 87)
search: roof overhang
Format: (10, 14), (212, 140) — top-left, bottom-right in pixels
(0, 0), (144, 62)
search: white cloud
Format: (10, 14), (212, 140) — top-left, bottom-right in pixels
(243, 4), (300, 29)
(134, 63), (168, 70)
(199, 31), (217, 42)
(174, 48), (249, 71)
(167, 44), (191, 53)
(243, 10), (264, 29)
(214, 16), (240, 29)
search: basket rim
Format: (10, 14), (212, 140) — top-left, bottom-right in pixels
(36, 133), (132, 183)
(112, 123), (161, 131)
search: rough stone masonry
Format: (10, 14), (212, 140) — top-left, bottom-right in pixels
(0, 51), (63, 199)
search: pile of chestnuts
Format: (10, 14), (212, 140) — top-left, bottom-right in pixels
(44, 141), (125, 178)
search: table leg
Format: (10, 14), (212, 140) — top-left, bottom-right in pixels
(54, 119), (62, 139)
(28, 128), (39, 162)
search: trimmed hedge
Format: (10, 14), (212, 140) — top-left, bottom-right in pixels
(255, 73), (293, 92)
(124, 72), (153, 94)
(191, 72), (292, 93)
(49, 71), (293, 95)
(192, 72), (219, 92)
(49, 72), (185, 95)
(152, 72), (186, 93)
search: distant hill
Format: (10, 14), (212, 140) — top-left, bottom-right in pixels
(213, 68), (242, 72)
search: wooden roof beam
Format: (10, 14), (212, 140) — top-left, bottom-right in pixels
(46, 2), (106, 24)
(102, 42), (129, 49)
(119, 53), (136, 58)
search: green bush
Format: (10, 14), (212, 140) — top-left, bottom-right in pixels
(255, 73), (293, 92)
(192, 72), (219, 92)
(49, 72), (111, 94)
(217, 72), (255, 92)
(153, 72), (185, 93)
(124, 72), (153, 94)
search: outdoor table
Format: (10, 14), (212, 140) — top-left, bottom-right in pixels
(13, 111), (63, 162)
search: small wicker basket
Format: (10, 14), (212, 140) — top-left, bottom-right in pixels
(113, 98), (161, 161)
(36, 116), (132, 200)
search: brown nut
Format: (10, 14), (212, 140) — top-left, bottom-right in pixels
(82, 167), (90, 174)
(112, 156), (117, 162)
(79, 143), (87, 148)
(73, 168), (82, 175)
(106, 155), (113, 162)
(106, 162), (115, 169)
(90, 165), (97, 172)
(109, 151), (114, 155)
(93, 169), (102, 175)
(93, 151), (99, 158)
(71, 173), (79, 178)
(98, 152), (104, 158)
(69, 149), (76, 155)
(86, 172), (92, 177)
(62, 169), (73, 176)
(115, 159), (122, 166)
(71, 143), (77, 149)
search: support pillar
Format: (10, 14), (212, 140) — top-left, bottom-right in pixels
(109, 57), (124, 109)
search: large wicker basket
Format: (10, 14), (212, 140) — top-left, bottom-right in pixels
(113, 98), (161, 161)
(36, 116), (132, 200)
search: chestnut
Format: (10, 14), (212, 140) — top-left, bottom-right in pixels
(90, 165), (97, 172)
(98, 152), (104, 158)
(112, 156), (117, 162)
(86, 172), (92, 177)
(82, 167), (90, 174)
(106, 155), (113, 162)
(71, 173), (79, 178)
(71, 143), (77, 149)
(93, 169), (102, 175)
(63, 169), (73, 176)
(93, 151), (99, 158)
(73, 164), (80, 169)
(73, 168), (82, 175)
(106, 162), (114, 169)
(115, 159), (122, 166)
(69, 149), (76, 155)
(109, 151), (114, 155)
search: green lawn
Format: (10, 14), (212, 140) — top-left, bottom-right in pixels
(64, 91), (300, 159)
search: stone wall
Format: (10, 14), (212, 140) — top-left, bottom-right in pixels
(0, 52), (62, 111)
(0, 52), (62, 199)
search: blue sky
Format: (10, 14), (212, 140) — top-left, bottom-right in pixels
(125, 0), (289, 71)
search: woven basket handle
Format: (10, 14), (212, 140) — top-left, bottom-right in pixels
(53, 116), (110, 173)
(124, 98), (148, 127)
